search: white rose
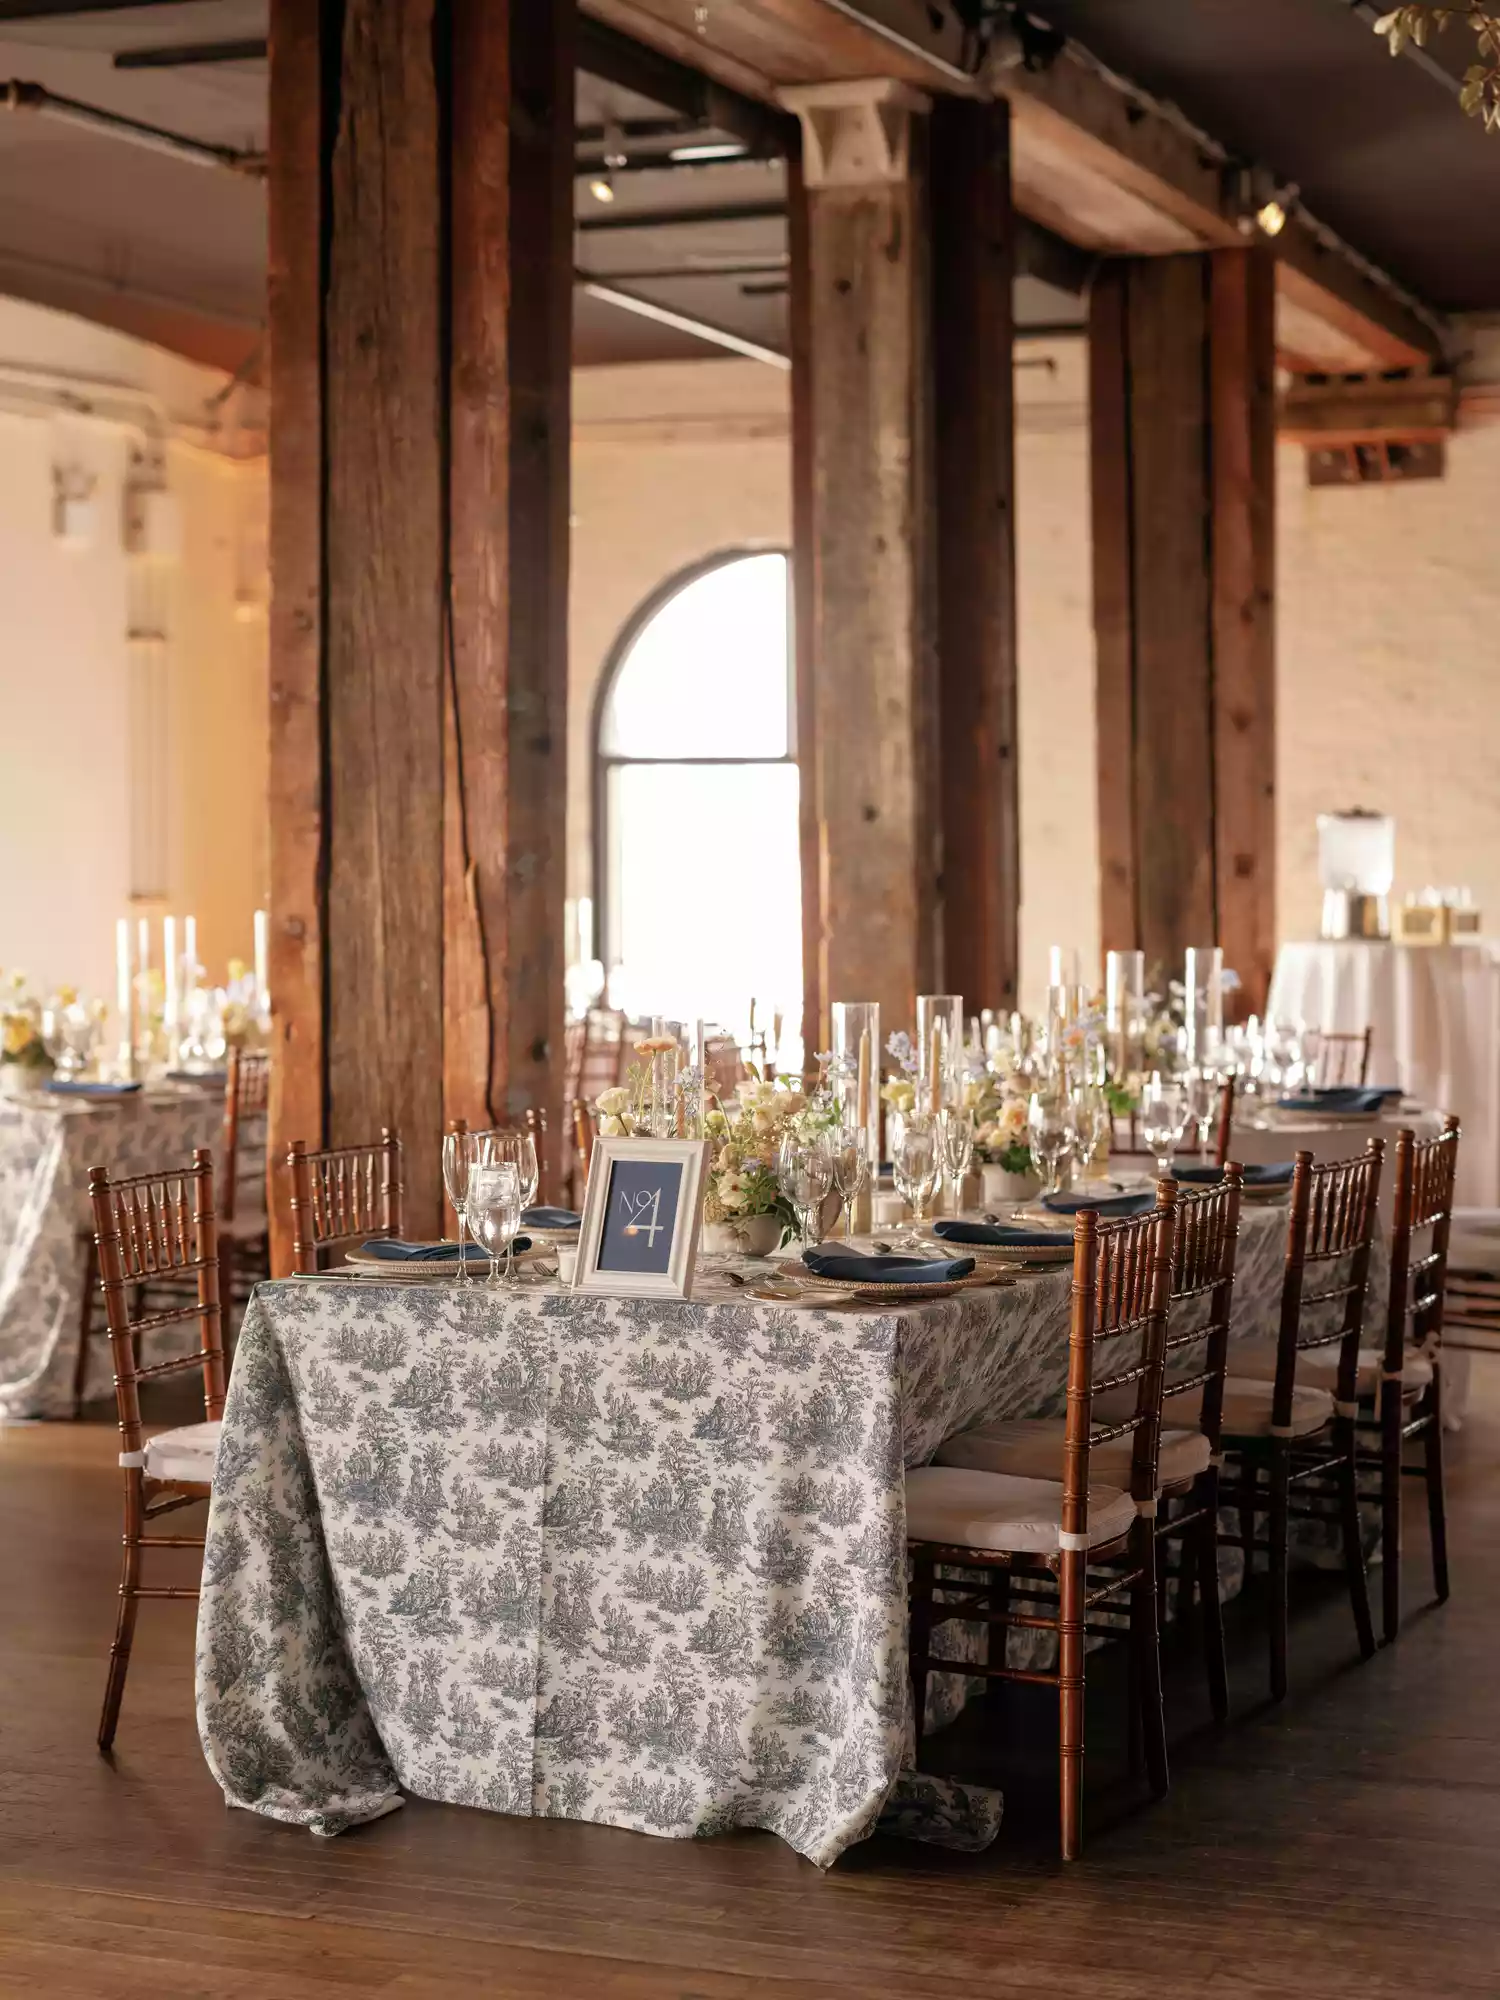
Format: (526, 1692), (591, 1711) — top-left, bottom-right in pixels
(600, 1114), (627, 1137)
(596, 1086), (630, 1117)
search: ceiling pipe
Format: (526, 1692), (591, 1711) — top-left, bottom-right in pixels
(0, 79), (265, 176)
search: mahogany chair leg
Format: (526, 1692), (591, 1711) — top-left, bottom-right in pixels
(986, 1566), (1011, 1697)
(1058, 1550), (1086, 1861)
(1338, 1434), (1377, 1662)
(1195, 1472), (1230, 1723)
(1380, 1381), (1405, 1645)
(72, 1237), (98, 1419)
(1131, 1530), (1169, 1800)
(908, 1553), (936, 1759)
(1267, 1442), (1291, 1703)
(98, 1512), (141, 1752)
(1237, 1459), (1259, 1583)
(1423, 1370), (1450, 1606)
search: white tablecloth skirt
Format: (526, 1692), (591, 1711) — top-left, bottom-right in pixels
(1267, 940), (1500, 1208)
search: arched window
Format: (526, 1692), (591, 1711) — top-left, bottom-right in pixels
(594, 550), (801, 1053)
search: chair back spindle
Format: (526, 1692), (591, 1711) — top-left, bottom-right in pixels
(286, 1131), (403, 1273)
(1383, 1116), (1461, 1378)
(221, 1046), (271, 1225)
(1273, 1140), (1384, 1430)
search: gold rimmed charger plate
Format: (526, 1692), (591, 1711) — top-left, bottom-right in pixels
(795, 1266), (1004, 1302)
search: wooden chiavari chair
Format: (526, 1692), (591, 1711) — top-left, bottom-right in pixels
(1216, 1143), (1383, 1699)
(703, 1032), (745, 1108)
(572, 1099), (596, 1201)
(1362, 1116), (1459, 1642)
(562, 1017), (588, 1107)
(285, 1131), (403, 1273)
(1212, 1076), (1235, 1168)
(937, 1174), (1244, 1727)
(525, 1106), (554, 1207)
(908, 1190), (1178, 1860)
(219, 1047), (271, 1298)
(87, 1148), (226, 1750)
(1310, 1025), (1373, 1089)
(577, 1008), (629, 1102)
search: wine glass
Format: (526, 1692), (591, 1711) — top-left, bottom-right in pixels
(1069, 1083), (1106, 1184)
(486, 1131), (539, 1217)
(779, 1136), (833, 1252)
(442, 1131), (481, 1284)
(893, 1119), (938, 1245)
(935, 1107), (974, 1213)
(1140, 1073), (1188, 1179)
(465, 1161), (522, 1287)
(1183, 1069), (1218, 1156)
(832, 1125), (871, 1239)
(1027, 1090), (1073, 1199)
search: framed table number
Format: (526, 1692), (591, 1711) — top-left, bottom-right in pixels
(573, 1136), (711, 1299)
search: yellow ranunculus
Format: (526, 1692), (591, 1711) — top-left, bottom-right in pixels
(4, 1016), (35, 1057)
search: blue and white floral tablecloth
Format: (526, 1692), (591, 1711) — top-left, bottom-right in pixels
(0, 1085), (224, 1421)
(196, 1204), (1307, 1869)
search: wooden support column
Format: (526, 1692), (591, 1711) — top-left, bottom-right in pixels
(1091, 248), (1276, 1012)
(266, 0), (572, 1261)
(784, 80), (939, 1048)
(931, 96), (1019, 1015)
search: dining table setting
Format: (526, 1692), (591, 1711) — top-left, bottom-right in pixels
(188, 962), (1445, 1874)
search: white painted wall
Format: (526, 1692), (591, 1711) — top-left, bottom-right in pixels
(0, 297), (267, 1000)
(565, 347), (1500, 1017)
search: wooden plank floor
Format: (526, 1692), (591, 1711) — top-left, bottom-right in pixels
(4, 1362), (1500, 1998)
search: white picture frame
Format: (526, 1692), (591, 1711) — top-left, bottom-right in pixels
(572, 1136), (712, 1300)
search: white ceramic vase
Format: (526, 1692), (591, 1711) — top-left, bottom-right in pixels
(702, 1212), (783, 1259)
(981, 1162), (1041, 1207)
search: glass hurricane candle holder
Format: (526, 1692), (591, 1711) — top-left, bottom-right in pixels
(830, 1000), (881, 1167)
(916, 994), (963, 1117)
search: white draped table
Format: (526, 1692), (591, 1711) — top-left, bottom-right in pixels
(1267, 939), (1500, 1207)
(0, 1084), (224, 1421)
(196, 1204), (1307, 1871)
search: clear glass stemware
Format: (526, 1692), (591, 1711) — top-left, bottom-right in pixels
(465, 1161), (522, 1287)
(893, 1119), (938, 1246)
(1140, 1073), (1188, 1179)
(832, 1126), (872, 1239)
(779, 1136), (834, 1252)
(1027, 1090), (1074, 1199)
(441, 1130), (479, 1284)
(935, 1106), (975, 1213)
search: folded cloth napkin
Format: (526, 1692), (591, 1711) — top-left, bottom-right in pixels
(521, 1205), (582, 1231)
(1042, 1188), (1155, 1218)
(1169, 1160), (1295, 1186)
(1276, 1086), (1395, 1115)
(931, 1219), (1066, 1249)
(356, 1237), (528, 1263)
(44, 1079), (142, 1097)
(166, 1068), (227, 1085)
(802, 1247), (975, 1285)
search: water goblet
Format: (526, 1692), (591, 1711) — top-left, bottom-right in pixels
(465, 1161), (522, 1287)
(1027, 1090), (1073, 1199)
(780, 1137), (833, 1252)
(1140, 1073), (1188, 1180)
(893, 1119), (938, 1246)
(832, 1125), (871, 1239)
(935, 1106), (975, 1212)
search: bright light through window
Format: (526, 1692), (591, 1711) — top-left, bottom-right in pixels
(599, 553), (802, 1061)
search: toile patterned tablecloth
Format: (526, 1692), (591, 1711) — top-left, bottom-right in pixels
(0, 1085), (224, 1421)
(195, 1203), (1315, 1870)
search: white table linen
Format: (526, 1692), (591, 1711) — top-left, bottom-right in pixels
(0, 1084), (224, 1421)
(1267, 939), (1500, 1207)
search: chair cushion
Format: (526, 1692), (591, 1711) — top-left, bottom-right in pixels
(1219, 1377), (1334, 1439)
(143, 1420), (221, 1484)
(1225, 1337), (1434, 1399)
(934, 1416), (1211, 1490)
(905, 1466), (1137, 1554)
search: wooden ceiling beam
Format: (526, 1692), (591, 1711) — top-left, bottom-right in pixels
(582, 0), (1448, 371)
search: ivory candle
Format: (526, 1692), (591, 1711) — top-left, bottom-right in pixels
(163, 916), (179, 1031)
(1048, 944), (1064, 988)
(136, 916), (150, 984)
(856, 1027), (871, 1134)
(928, 1025), (942, 1114)
(253, 908), (270, 1013)
(115, 919), (133, 1075)
(183, 916), (198, 991)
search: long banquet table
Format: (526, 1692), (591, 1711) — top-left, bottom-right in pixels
(0, 1083), (224, 1421)
(197, 1202), (1307, 1870)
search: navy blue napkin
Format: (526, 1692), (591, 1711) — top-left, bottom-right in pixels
(357, 1237), (528, 1264)
(1042, 1188), (1156, 1218)
(521, 1205), (581, 1230)
(1276, 1086), (1395, 1115)
(44, 1079), (142, 1098)
(1170, 1160), (1295, 1187)
(803, 1247), (975, 1285)
(932, 1219), (1066, 1249)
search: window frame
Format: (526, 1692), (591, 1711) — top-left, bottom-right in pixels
(590, 546), (795, 972)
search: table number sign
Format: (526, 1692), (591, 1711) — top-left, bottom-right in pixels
(573, 1135), (710, 1298)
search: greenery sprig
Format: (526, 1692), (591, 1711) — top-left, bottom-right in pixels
(1374, 4), (1500, 129)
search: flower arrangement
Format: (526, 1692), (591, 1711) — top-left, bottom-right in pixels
(1, 973), (50, 1075)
